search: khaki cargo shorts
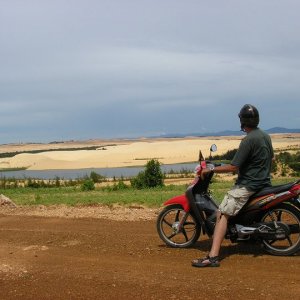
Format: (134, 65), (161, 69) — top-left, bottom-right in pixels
(219, 186), (255, 216)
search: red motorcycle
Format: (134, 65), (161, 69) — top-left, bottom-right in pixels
(157, 145), (300, 256)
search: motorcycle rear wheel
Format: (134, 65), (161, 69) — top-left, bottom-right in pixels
(260, 203), (300, 256)
(156, 204), (201, 248)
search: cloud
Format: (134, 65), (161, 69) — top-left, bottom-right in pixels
(0, 0), (300, 143)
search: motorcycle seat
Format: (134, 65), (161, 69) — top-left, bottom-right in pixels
(251, 182), (295, 198)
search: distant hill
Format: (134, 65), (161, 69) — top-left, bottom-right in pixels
(155, 127), (300, 138)
(265, 127), (300, 134)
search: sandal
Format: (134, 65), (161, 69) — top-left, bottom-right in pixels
(191, 255), (220, 268)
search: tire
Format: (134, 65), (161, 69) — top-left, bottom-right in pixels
(260, 203), (300, 256)
(156, 204), (201, 248)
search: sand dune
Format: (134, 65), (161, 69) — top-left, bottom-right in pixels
(0, 134), (299, 170)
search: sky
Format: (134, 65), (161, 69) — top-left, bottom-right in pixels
(1, 0), (300, 144)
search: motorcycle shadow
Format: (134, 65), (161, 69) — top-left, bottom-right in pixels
(158, 240), (300, 258)
(191, 238), (300, 258)
(157, 239), (264, 258)
(193, 240), (264, 258)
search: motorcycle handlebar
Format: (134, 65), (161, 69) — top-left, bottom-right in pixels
(195, 161), (223, 177)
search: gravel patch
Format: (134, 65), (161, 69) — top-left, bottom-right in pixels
(0, 204), (160, 221)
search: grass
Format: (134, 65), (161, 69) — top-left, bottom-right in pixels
(1, 177), (298, 208)
(0, 185), (187, 208)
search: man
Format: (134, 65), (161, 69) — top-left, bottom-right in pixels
(192, 104), (274, 267)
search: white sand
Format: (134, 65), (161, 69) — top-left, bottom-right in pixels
(0, 134), (299, 170)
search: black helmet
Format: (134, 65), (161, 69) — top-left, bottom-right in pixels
(239, 104), (259, 130)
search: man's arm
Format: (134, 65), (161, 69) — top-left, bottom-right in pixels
(201, 164), (238, 178)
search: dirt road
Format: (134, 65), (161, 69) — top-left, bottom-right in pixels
(1, 210), (300, 300)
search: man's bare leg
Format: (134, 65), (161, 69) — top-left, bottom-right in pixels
(192, 211), (229, 267)
(208, 212), (229, 258)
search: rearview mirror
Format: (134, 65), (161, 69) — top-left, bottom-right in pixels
(209, 144), (217, 160)
(210, 144), (217, 152)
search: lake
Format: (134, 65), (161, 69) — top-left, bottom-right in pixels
(0, 162), (198, 180)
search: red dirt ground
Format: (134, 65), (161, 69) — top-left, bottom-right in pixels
(1, 207), (300, 300)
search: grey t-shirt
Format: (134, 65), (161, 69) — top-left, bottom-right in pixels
(231, 128), (274, 191)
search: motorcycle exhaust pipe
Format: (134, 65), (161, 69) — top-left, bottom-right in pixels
(236, 224), (277, 239)
(236, 224), (257, 238)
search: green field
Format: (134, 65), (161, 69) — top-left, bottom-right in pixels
(1, 177), (298, 208)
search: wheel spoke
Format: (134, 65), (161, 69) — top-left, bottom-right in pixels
(167, 232), (177, 240)
(162, 218), (173, 228)
(276, 211), (282, 221)
(184, 221), (195, 225)
(182, 222), (196, 232)
(261, 205), (300, 255)
(181, 228), (189, 242)
(289, 224), (300, 234)
(286, 235), (293, 246)
(158, 205), (200, 247)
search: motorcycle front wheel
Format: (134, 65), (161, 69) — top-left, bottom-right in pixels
(260, 203), (300, 256)
(156, 204), (201, 248)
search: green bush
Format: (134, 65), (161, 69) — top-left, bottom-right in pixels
(26, 179), (41, 188)
(90, 171), (106, 183)
(213, 148), (238, 161)
(276, 151), (300, 175)
(130, 171), (146, 189)
(81, 179), (95, 191)
(107, 180), (129, 191)
(289, 162), (300, 171)
(131, 159), (164, 189)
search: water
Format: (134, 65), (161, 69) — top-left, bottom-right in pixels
(0, 162), (198, 180)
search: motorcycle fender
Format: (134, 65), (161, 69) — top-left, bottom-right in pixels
(163, 194), (190, 212)
(288, 183), (300, 210)
(289, 197), (300, 210)
(290, 184), (300, 197)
